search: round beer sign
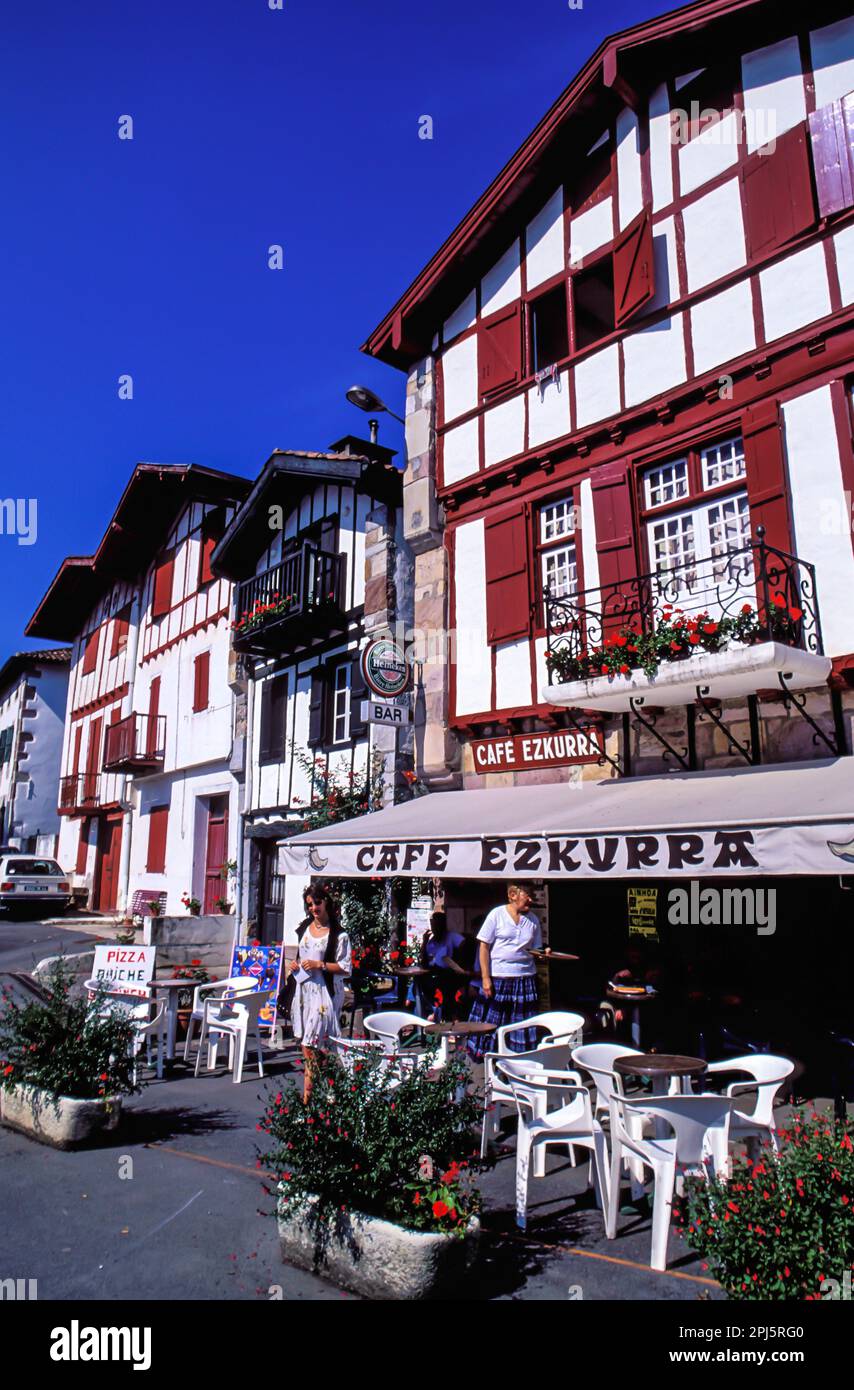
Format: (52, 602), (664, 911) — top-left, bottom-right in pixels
(360, 639), (409, 698)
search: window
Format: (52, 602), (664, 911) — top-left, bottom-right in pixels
(81, 629), (99, 675)
(259, 673), (288, 763)
(151, 554), (175, 619)
(478, 302), (523, 398)
(0, 727), (13, 764)
(192, 651), (210, 713)
(110, 606), (131, 658)
(641, 436), (752, 611)
(330, 662), (351, 746)
(529, 284), (569, 374)
(307, 655), (366, 748)
(538, 494), (578, 603)
(572, 255), (615, 351)
(146, 806), (169, 874)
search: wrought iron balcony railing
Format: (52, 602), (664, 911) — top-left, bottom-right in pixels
(231, 542), (346, 653)
(545, 527), (823, 687)
(103, 713), (166, 772)
(59, 773), (101, 813)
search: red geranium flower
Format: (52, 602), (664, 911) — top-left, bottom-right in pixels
(432, 1200), (449, 1218)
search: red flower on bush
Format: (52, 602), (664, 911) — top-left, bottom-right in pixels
(432, 1200), (449, 1219)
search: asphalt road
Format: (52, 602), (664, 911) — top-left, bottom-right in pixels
(0, 919), (722, 1301)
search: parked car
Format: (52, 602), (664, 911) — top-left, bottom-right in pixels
(0, 855), (72, 916)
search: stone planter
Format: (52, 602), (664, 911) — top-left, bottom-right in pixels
(278, 1196), (480, 1299)
(1, 1084), (123, 1149)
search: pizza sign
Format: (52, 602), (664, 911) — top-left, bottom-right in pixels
(360, 639), (410, 699)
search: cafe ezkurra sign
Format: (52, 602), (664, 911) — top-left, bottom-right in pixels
(471, 728), (603, 772)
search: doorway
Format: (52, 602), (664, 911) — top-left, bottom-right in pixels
(202, 795), (229, 914)
(93, 814), (123, 912)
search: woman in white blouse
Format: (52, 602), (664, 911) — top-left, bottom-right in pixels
(466, 882), (544, 1059)
(286, 883), (352, 1100)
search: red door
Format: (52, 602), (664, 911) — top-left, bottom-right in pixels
(94, 815), (123, 912)
(83, 716), (103, 805)
(203, 797), (229, 914)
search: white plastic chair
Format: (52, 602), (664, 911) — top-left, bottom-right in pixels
(481, 1039), (574, 1158)
(129, 998), (168, 1082)
(705, 1054), (794, 1154)
(363, 1011), (449, 1066)
(606, 1094), (734, 1270)
(194, 988), (272, 1084)
(183, 975), (256, 1064)
(495, 1010), (585, 1054)
(480, 1013), (584, 1156)
(497, 1059), (610, 1231)
(328, 1035), (411, 1087)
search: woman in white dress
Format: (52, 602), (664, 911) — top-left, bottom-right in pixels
(287, 884), (351, 1101)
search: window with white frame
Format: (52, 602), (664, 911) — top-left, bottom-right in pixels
(330, 661), (351, 745)
(642, 436), (752, 611)
(539, 494), (578, 602)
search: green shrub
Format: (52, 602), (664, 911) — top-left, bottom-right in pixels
(260, 1048), (484, 1235)
(0, 959), (140, 1102)
(680, 1106), (854, 1300)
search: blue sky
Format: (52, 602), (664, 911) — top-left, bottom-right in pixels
(1, 0), (675, 655)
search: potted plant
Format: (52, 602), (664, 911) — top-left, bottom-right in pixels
(172, 962), (217, 1038)
(181, 893), (202, 917)
(260, 1047), (484, 1299)
(679, 1105), (854, 1300)
(213, 897), (233, 914)
(0, 960), (140, 1148)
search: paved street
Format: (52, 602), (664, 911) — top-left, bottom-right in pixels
(0, 919), (723, 1302)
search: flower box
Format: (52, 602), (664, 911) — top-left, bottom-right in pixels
(542, 641), (831, 715)
(278, 1195), (480, 1299)
(1, 1083), (122, 1149)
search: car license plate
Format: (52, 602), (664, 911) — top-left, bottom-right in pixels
(24, 885), (44, 892)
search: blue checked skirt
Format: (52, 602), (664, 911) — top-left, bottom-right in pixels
(466, 974), (539, 1060)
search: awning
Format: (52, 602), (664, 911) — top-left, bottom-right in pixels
(279, 757), (854, 880)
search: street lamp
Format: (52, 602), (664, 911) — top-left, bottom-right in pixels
(346, 384), (404, 425)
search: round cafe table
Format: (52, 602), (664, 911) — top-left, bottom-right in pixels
(606, 986), (657, 1048)
(146, 978), (195, 1063)
(614, 1052), (707, 1138)
(391, 965), (430, 1014)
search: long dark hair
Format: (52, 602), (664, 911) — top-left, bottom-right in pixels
(297, 882), (342, 998)
(429, 910), (448, 944)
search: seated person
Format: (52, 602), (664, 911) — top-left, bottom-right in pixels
(421, 911), (469, 1020)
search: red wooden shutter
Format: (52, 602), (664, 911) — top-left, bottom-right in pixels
(484, 503), (531, 646)
(81, 629), (99, 675)
(741, 400), (792, 557)
(193, 651), (210, 712)
(741, 123), (817, 260)
(71, 723), (83, 773)
(590, 462), (639, 590)
(110, 607), (130, 658)
(76, 819), (90, 875)
(152, 554), (175, 618)
(809, 93), (854, 218)
(613, 209), (655, 327)
(478, 303), (522, 397)
(147, 676), (161, 757)
(146, 805), (169, 874)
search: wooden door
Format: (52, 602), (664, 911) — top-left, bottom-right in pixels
(83, 716), (102, 804)
(258, 841), (285, 944)
(94, 815), (123, 912)
(203, 796), (229, 914)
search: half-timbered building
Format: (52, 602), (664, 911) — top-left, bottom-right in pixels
(0, 648), (70, 855)
(319, 0), (854, 1029)
(212, 435), (410, 944)
(26, 464), (250, 914)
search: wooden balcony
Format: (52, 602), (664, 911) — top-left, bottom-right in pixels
(103, 713), (166, 773)
(59, 773), (102, 815)
(231, 543), (347, 654)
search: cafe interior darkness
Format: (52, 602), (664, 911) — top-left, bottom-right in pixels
(440, 873), (854, 1101)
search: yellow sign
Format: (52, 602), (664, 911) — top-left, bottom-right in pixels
(628, 887), (659, 941)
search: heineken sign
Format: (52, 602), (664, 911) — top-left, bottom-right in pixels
(360, 639), (410, 699)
